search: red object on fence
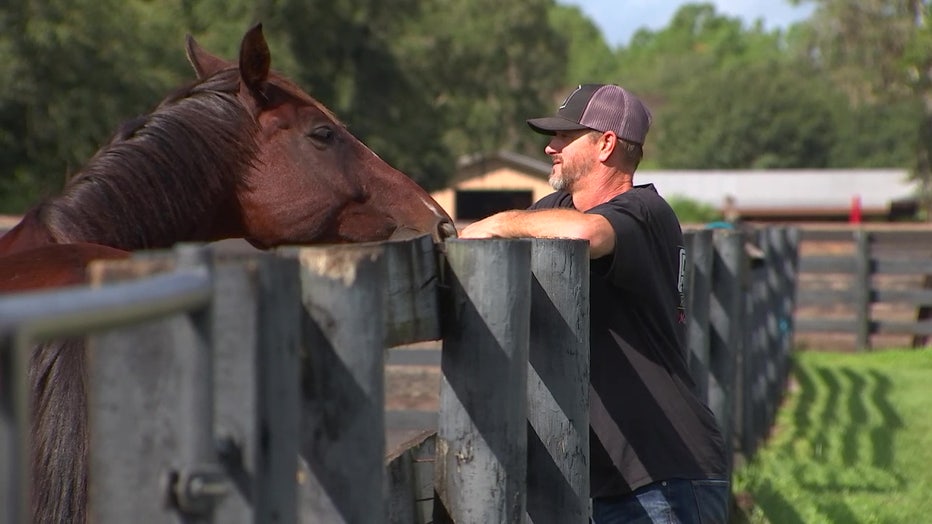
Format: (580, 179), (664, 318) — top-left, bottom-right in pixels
(849, 195), (862, 224)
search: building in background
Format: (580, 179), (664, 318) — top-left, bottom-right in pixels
(433, 151), (918, 224)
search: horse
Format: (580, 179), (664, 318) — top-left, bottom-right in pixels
(0, 24), (455, 523)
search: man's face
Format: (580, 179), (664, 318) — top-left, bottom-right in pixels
(546, 130), (597, 192)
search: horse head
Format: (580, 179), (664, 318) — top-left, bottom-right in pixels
(186, 24), (456, 249)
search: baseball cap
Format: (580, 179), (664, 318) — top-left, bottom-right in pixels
(527, 84), (652, 145)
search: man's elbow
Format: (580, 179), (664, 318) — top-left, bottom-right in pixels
(577, 216), (614, 258)
(588, 234), (615, 259)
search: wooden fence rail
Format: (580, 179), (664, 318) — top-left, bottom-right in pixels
(1, 227), (798, 522)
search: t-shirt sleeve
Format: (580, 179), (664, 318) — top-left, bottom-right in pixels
(587, 201), (652, 290)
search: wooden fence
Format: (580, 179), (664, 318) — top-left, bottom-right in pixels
(795, 226), (932, 351)
(1, 227), (798, 523)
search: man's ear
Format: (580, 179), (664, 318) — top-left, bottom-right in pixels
(598, 131), (617, 163)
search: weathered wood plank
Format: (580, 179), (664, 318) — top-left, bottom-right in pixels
(211, 253), (302, 523)
(686, 229), (713, 401)
(798, 256), (857, 274)
(87, 247), (216, 522)
(710, 230), (744, 460)
(292, 244), (388, 524)
(382, 235), (442, 346)
(526, 238), (590, 524)
(795, 318), (858, 333)
(435, 239), (531, 524)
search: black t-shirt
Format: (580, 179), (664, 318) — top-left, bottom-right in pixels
(530, 185), (727, 498)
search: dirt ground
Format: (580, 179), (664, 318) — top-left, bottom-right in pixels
(385, 364), (441, 412)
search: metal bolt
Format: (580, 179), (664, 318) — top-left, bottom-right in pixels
(171, 465), (229, 516)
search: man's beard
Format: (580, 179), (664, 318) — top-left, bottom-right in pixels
(549, 154), (594, 191)
(549, 167), (569, 191)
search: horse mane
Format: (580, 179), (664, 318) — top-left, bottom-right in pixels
(40, 70), (260, 250)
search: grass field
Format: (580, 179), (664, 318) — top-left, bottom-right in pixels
(731, 348), (932, 524)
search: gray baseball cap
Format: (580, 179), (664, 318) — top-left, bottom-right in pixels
(527, 84), (652, 145)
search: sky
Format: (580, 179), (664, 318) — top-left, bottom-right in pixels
(559, 0), (816, 47)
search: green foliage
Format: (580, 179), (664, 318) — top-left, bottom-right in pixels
(615, 4), (785, 95)
(656, 61), (837, 169)
(790, 0), (932, 211)
(732, 348), (932, 523)
(0, 0), (198, 210)
(396, 0), (566, 172)
(666, 196), (722, 224)
(547, 4), (617, 85)
(828, 98), (921, 168)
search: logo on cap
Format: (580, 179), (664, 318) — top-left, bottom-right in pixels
(559, 85), (583, 110)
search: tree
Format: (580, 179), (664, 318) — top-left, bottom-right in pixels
(547, 4), (617, 86)
(397, 0), (566, 166)
(0, 0), (204, 211)
(656, 61), (836, 169)
(791, 0), (932, 214)
(616, 3), (786, 95)
(610, 3), (803, 168)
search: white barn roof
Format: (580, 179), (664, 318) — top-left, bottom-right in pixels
(445, 152), (917, 219)
(637, 169), (915, 214)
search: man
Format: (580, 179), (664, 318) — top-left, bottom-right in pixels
(460, 84), (729, 523)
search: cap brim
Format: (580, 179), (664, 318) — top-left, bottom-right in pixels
(526, 116), (590, 135)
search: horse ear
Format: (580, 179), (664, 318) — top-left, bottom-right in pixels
(239, 23), (271, 95)
(185, 34), (230, 79)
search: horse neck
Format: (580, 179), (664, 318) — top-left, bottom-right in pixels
(40, 97), (255, 251)
(43, 181), (239, 251)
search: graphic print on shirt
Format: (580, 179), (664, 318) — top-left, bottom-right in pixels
(676, 246), (687, 324)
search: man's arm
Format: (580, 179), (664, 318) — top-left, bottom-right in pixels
(459, 208), (616, 259)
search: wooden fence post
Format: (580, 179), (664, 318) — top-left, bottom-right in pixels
(710, 230), (746, 465)
(291, 244), (388, 524)
(526, 238), (590, 523)
(744, 231), (769, 458)
(87, 246), (219, 521)
(783, 227), (801, 366)
(854, 229), (872, 351)
(685, 229), (714, 401)
(434, 239), (531, 523)
(210, 252), (302, 523)
(764, 230), (782, 431)
(761, 227), (799, 426)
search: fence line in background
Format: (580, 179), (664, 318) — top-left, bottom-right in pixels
(796, 227), (932, 351)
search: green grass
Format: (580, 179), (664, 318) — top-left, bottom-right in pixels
(667, 196), (723, 224)
(731, 348), (932, 524)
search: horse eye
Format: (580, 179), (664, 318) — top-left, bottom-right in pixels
(309, 126), (334, 142)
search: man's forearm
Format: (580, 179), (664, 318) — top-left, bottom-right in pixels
(459, 208), (615, 258)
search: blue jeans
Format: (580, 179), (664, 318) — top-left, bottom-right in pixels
(592, 478), (730, 524)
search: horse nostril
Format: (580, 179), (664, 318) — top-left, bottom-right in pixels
(439, 220), (458, 240)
